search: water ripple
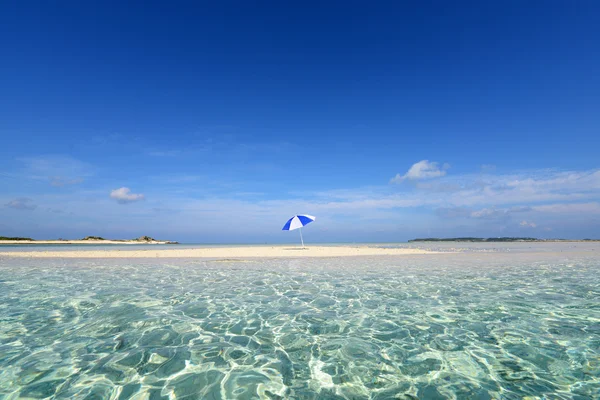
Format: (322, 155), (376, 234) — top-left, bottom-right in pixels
(0, 254), (599, 399)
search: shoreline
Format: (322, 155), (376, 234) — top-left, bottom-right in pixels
(0, 245), (439, 258)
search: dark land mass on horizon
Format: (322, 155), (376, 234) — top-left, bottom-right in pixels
(409, 237), (600, 242)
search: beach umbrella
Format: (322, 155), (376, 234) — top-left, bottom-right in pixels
(282, 214), (315, 248)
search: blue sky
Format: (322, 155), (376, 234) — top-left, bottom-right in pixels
(1, 1), (599, 242)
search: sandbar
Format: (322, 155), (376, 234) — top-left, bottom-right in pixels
(0, 245), (439, 258)
(0, 240), (172, 245)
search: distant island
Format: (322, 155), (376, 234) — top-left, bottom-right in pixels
(409, 237), (599, 242)
(0, 236), (34, 241)
(0, 235), (178, 245)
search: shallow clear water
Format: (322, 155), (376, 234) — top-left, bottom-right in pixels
(1, 249), (599, 399)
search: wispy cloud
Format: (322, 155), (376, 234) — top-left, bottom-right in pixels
(145, 135), (297, 159)
(227, 168), (600, 219)
(3, 160), (599, 240)
(470, 207), (508, 219)
(442, 170), (600, 207)
(436, 205), (532, 220)
(290, 168), (600, 215)
(16, 155), (91, 186)
(480, 164), (496, 172)
(532, 202), (600, 214)
(147, 174), (206, 184)
(435, 207), (472, 218)
(5, 198), (37, 210)
(390, 160), (450, 183)
(519, 220), (537, 228)
(50, 177), (85, 187)
(110, 187), (145, 204)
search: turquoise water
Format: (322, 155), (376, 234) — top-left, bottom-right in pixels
(1, 249), (599, 399)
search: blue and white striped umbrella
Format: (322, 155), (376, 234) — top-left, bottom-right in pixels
(282, 214), (315, 247)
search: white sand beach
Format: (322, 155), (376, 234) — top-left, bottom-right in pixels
(0, 245), (438, 258)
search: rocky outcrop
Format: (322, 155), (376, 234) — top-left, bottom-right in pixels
(136, 236), (179, 244)
(136, 236), (154, 242)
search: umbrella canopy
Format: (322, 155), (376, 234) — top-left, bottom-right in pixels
(282, 214), (315, 248)
(282, 214), (315, 231)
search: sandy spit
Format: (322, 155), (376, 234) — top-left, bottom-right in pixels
(0, 240), (171, 245)
(0, 246), (440, 258)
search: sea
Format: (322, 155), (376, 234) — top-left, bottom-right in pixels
(0, 243), (598, 399)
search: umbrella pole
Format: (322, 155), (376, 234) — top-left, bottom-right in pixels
(299, 227), (304, 249)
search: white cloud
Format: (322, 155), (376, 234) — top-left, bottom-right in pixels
(519, 220), (537, 228)
(110, 187), (145, 204)
(5, 198), (37, 210)
(470, 207), (505, 219)
(391, 160), (449, 183)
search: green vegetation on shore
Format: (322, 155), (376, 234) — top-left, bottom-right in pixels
(0, 236), (34, 241)
(409, 237), (599, 242)
(409, 237), (537, 242)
